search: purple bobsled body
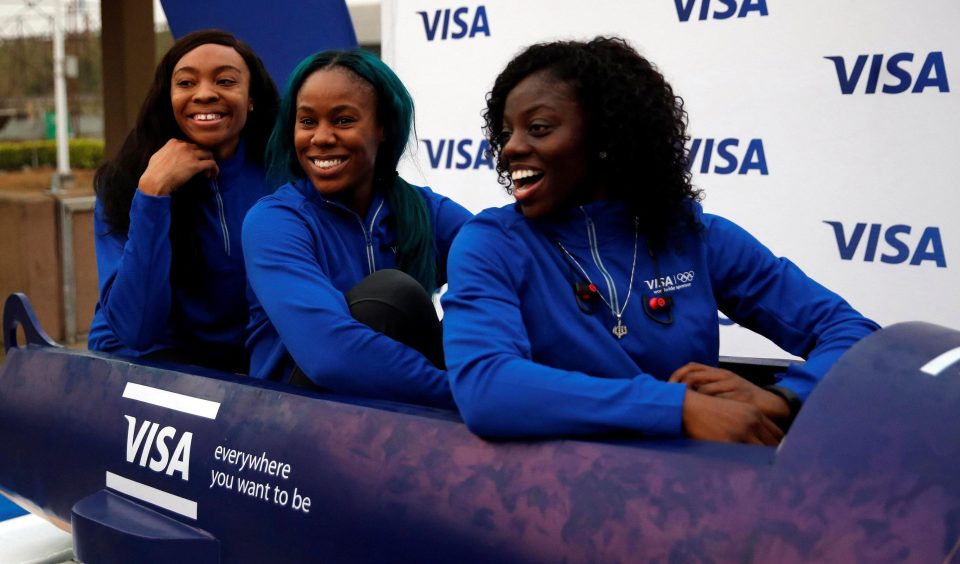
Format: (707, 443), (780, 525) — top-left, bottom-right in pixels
(1, 293), (958, 562)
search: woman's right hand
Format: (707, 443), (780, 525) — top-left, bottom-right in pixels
(681, 389), (783, 446)
(138, 139), (220, 197)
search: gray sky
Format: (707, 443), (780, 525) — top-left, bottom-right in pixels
(0, 0), (168, 38)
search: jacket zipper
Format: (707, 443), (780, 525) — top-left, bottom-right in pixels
(211, 179), (230, 256)
(581, 207), (619, 311)
(349, 199), (385, 275)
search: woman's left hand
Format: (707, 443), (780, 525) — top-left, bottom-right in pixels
(669, 362), (790, 423)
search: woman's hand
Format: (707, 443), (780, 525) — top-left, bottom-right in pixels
(670, 362), (790, 423)
(681, 389), (783, 446)
(138, 139), (220, 197)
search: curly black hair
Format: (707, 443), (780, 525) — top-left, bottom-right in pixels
(483, 36), (701, 246)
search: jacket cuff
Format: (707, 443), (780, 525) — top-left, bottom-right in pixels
(763, 384), (802, 430)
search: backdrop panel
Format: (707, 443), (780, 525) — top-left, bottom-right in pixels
(384, 0), (959, 358)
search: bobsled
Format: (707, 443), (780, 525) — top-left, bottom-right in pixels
(1, 292), (959, 563)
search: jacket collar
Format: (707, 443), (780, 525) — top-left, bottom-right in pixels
(533, 199), (635, 248)
(294, 177), (387, 224)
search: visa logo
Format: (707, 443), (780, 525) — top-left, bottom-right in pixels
(824, 222), (947, 267)
(422, 139), (495, 169)
(674, 0), (768, 22)
(417, 6), (490, 41)
(645, 276), (675, 290)
(688, 138), (768, 175)
(125, 415), (193, 481)
(824, 52), (950, 94)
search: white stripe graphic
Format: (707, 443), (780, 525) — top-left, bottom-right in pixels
(122, 383), (220, 419)
(920, 346), (960, 376)
(106, 472), (198, 519)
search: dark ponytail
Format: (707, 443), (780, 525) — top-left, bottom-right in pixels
(385, 176), (436, 293)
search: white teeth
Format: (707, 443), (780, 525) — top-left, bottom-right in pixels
(511, 169), (542, 181)
(193, 113), (222, 121)
(311, 158), (344, 169)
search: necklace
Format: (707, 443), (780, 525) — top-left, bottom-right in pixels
(556, 217), (639, 339)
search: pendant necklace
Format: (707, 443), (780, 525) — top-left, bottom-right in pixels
(556, 217), (639, 339)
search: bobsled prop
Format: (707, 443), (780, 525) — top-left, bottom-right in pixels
(1, 292), (959, 562)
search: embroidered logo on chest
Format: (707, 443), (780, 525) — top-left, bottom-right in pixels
(644, 270), (695, 294)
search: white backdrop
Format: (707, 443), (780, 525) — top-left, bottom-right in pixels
(383, 0), (959, 358)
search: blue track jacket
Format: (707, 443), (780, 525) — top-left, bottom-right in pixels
(243, 178), (472, 409)
(442, 201), (880, 438)
(88, 141), (268, 364)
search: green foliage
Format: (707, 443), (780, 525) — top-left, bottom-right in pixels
(0, 138), (104, 170)
(68, 138), (104, 169)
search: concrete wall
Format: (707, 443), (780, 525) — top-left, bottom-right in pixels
(0, 190), (96, 345)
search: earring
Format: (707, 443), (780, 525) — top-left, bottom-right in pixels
(599, 151), (608, 159)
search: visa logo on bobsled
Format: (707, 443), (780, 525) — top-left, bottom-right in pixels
(418, 6), (490, 41)
(125, 415), (193, 480)
(687, 138), (768, 175)
(674, 0), (768, 22)
(824, 222), (947, 268)
(824, 52), (950, 94)
(422, 139), (495, 170)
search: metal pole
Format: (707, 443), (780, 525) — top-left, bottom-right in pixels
(52, 0), (72, 194)
(59, 195), (96, 345)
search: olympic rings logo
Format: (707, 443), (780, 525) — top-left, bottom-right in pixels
(675, 271), (695, 283)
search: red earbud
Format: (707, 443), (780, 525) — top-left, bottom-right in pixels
(576, 282), (599, 301)
(648, 296), (673, 311)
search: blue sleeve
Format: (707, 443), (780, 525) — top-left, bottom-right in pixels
(242, 201), (454, 409)
(93, 190), (173, 351)
(443, 217), (686, 439)
(704, 215), (881, 400)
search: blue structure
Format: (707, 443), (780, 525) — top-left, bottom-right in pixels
(0, 497), (26, 520)
(1, 292), (959, 561)
(160, 0), (359, 86)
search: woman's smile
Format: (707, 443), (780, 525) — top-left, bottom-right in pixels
(510, 168), (545, 201)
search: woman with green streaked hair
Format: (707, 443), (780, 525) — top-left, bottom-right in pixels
(242, 49), (472, 408)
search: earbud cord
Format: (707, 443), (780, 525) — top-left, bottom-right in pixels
(643, 244), (675, 326)
(555, 217), (639, 339)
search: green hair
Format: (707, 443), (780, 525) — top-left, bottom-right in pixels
(266, 49), (437, 292)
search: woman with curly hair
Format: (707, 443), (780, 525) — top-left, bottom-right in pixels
(88, 29), (279, 373)
(242, 49), (471, 408)
(442, 37), (879, 444)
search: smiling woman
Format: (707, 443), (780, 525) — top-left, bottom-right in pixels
(88, 30), (279, 373)
(241, 49), (472, 407)
(441, 37), (881, 444)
